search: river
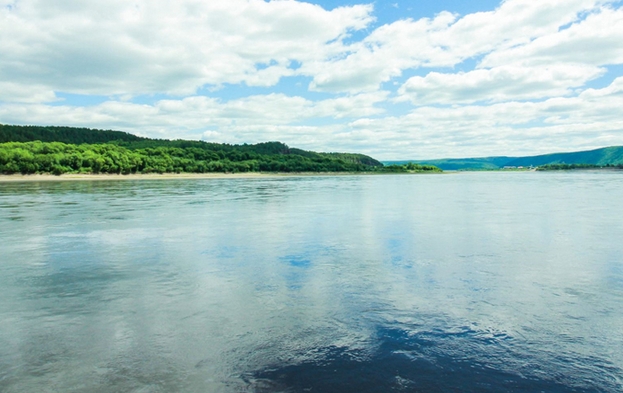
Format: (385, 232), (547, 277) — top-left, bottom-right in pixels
(1, 171), (622, 392)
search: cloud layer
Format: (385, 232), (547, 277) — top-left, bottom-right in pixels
(1, 0), (623, 159)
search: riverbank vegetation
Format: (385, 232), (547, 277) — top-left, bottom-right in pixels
(1, 124), (438, 175)
(378, 163), (443, 173)
(0, 140), (385, 175)
(536, 163), (623, 171)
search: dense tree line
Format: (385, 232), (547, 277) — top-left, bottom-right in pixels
(0, 124), (386, 173)
(536, 163), (623, 171)
(0, 141), (384, 175)
(0, 124), (447, 175)
(379, 163), (443, 173)
(0, 124), (145, 144)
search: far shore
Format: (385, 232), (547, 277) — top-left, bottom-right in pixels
(0, 172), (394, 182)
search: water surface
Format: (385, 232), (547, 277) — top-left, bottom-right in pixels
(1, 172), (622, 392)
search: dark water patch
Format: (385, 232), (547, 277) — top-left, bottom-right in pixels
(58, 201), (80, 206)
(3, 215), (25, 221)
(25, 268), (127, 297)
(0, 203), (24, 209)
(248, 326), (622, 393)
(281, 255), (312, 268)
(105, 215), (128, 221)
(186, 199), (208, 205)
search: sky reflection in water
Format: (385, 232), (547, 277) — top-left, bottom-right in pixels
(0, 172), (622, 392)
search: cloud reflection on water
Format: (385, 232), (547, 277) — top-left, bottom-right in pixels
(1, 173), (622, 392)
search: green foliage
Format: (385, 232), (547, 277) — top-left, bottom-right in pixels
(0, 124), (432, 175)
(321, 152), (383, 167)
(1, 124), (389, 174)
(385, 157), (511, 171)
(0, 124), (145, 144)
(0, 140), (382, 175)
(536, 163), (601, 171)
(379, 163), (442, 173)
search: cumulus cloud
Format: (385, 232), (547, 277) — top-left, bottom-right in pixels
(397, 64), (606, 104)
(0, 0), (374, 97)
(0, 92), (387, 140)
(480, 6), (623, 68)
(307, 0), (610, 93)
(344, 77), (623, 158)
(0, 82), (57, 103)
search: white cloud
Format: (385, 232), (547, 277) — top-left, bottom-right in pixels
(480, 6), (623, 68)
(0, 0), (374, 97)
(306, 0), (609, 93)
(306, 14), (458, 93)
(347, 77), (623, 158)
(1, 0), (619, 98)
(397, 64), (605, 104)
(437, 0), (607, 60)
(0, 82), (57, 103)
(0, 91), (386, 140)
(580, 75), (623, 98)
(313, 91), (388, 118)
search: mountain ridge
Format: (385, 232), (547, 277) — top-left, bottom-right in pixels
(385, 146), (623, 170)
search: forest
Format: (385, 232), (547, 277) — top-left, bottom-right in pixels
(0, 124), (441, 175)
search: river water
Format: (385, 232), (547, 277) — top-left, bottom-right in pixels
(1, 171), (622, 392)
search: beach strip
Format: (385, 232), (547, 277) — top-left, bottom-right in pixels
(0, 172), (379, 182)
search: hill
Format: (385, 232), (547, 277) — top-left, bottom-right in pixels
(384, 157), (513, 171)
(386, 146), (623, 170)
(505, 146), (623, 167)
(0, 124), (385, 175)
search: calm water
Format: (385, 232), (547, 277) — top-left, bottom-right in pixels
(1, 172), (622, 393)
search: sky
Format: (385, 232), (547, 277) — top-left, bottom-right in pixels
(1, 0), (623, 159)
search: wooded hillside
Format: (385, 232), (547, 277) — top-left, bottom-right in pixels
(0, 124), (387, 174)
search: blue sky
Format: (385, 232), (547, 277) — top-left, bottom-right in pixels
(1, 0), (623, 159)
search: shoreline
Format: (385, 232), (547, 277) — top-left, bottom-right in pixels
(0, 172), (386, 182)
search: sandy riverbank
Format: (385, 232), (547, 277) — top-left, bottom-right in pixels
(0, 172), (379, 182)
(0, 173), (286, 182)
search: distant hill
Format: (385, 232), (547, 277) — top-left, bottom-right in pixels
(386, 146), (623, 170)
(385, 156), (513, 171)
(505, 146), (623, 167)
